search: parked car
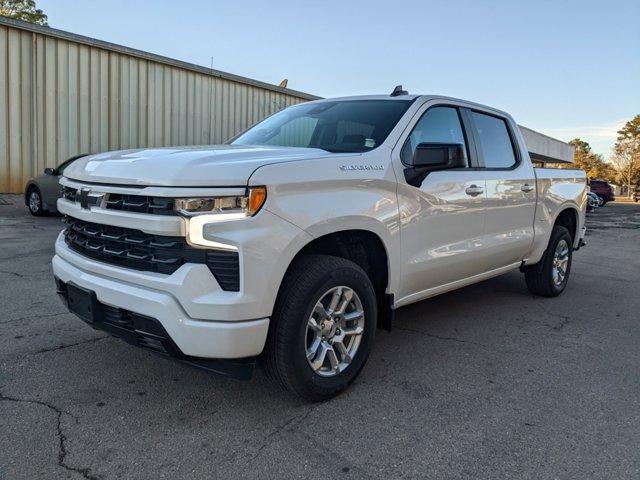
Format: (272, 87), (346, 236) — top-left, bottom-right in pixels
(633, 190), (639, 202)
(24, 154), (88, 215)
(588, 179), (615, 206)
(586, 192), (599, 212)
(52, 92), (587, 401)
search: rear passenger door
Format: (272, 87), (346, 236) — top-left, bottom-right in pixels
(467, 110), (537, 270)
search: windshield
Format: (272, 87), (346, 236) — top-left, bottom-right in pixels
(231, 100), (413, 153)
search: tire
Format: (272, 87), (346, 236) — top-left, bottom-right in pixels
(264, 254), (377, 401)
(524, 226), (573, 297)
(597, 195), (606, 207)
(27, 187), (46, 216)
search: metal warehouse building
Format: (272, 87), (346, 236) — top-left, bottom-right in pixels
(0, 17), (317, 193)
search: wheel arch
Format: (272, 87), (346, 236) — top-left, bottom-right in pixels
(552, 206), (580, 245)
(24, 181), (39, 206)
(524, 203), (582, 266)
(274, 222), (396, 329)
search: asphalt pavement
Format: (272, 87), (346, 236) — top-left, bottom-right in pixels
(1, 197), (639, 479)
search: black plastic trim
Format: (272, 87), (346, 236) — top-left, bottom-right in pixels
(459, 107), (482, 168)
(55, 278), (255, 380)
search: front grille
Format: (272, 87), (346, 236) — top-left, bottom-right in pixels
(61, 187), (176, 215)
(62, 186), (77, 201)
(63, 215), (240, 290)
(105, 194), (176, 215)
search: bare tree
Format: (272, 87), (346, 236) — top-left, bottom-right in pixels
(612, 116), (640, 197)
(611, 152), (640, 197)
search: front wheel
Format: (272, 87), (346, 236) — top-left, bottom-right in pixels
(264, 255), (377, 401)
(27, 188), (45, 216)
(524, 225), (573, 297)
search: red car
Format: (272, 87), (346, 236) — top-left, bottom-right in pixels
(589, 180), (615, 205)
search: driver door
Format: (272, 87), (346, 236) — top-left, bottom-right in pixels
(393, 104), (488, 303)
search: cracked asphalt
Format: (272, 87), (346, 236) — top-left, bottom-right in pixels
(1, 197), (639, 479)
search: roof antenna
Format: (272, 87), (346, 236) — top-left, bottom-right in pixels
(390, 85), (408, 97)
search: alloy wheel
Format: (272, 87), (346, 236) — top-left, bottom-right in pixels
(552, 239), (570, 286)
(29, 191), (41, 213)
(305, 286), (365, 377)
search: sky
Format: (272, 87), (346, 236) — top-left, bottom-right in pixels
(38, 0), (639, 157)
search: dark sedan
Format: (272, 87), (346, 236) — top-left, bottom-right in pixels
(24, 154), (87, 215)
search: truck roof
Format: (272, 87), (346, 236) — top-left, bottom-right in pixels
(305, 94), (512, 117)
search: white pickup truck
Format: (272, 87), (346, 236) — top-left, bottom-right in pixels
(53, 90), (587, 400)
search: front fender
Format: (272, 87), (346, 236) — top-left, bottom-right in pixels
(250, 155), (401, 296)
(24, 180), (37, 205)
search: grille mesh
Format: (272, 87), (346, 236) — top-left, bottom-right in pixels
(105, 193), (176, 215)
(63, 215), (240, 290)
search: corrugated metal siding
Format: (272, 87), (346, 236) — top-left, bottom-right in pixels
(0, 19), (316, 193)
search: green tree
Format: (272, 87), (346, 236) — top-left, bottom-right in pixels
(611, 116), (640, 196)
(569, 138), (616, 182)
(0, 0), (47, 25)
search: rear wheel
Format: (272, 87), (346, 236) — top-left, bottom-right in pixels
(597, 195), (607, 207)
(524, 226), (573, 297)
(27, 187), (45, 216)
(264, 255), (377, 401)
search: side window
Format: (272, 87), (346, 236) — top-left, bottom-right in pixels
(470, 112), (517, 168)
(401, 107), (467, 165)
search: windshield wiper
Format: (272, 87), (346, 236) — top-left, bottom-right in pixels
(319, 147), (363, 153)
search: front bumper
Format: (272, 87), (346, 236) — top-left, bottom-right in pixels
(55, 278), (257, 379)
(52, 246), (270, 362)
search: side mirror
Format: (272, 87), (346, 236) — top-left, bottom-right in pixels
(413, 143), (466, 169)
(44, 167), (57, 176)
(404, 143), (466, 187)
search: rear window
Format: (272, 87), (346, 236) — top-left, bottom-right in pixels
(471, 111), (517, 169)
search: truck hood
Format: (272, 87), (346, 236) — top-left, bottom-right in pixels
(63, 145), (332, 186)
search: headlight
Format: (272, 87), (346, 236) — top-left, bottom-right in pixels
(181, 186), (267, 249)
(175, 186), (267, 219)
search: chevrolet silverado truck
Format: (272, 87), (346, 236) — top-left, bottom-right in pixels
(53, 91), (587, 401)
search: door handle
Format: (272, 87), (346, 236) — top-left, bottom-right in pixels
(465, 185), (484, 196)
(521, 184), (535, 193)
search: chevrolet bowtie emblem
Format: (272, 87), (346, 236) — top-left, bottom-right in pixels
(76, 188), (104, 210)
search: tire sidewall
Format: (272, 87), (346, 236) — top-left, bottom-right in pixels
(281, 264), (376, 398)
(545, 227), (573, 295)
